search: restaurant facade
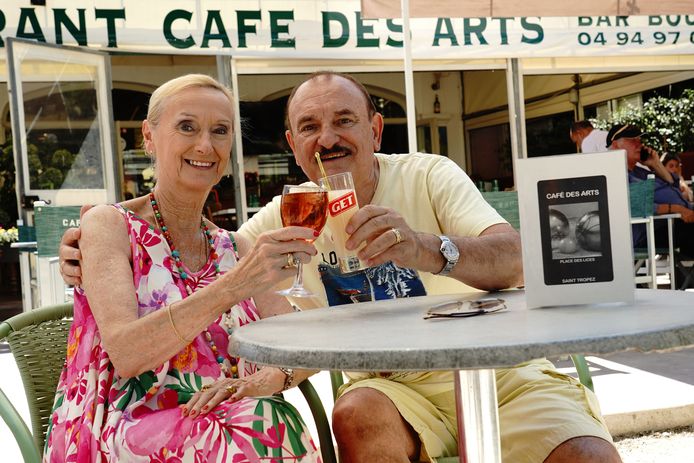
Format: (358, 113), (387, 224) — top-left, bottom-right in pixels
(1, 0), (694, 310)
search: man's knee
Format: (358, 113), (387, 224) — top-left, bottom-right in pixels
(545, 436), (621, 463)
(332, 388), (392, 436)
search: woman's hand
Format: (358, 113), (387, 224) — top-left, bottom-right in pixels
(223, 227), (318, 299)
(182, 368), (286, 417)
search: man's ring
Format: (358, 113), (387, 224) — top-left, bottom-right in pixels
(201, 385), (211, 392)
(286, 253), (296, 268)
(226, 385), (237, 395)
(391, 228), (403, 244)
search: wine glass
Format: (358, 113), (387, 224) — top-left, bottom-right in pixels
(277, 185), (328, 297)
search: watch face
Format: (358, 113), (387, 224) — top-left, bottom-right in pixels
(442, 240), (459, 261)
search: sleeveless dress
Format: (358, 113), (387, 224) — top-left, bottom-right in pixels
(44, 205), (321, 463)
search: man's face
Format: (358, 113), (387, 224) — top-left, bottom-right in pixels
(613, 136), (642, 168)
(285, 75), (383, 187)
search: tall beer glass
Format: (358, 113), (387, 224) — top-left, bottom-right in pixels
(319, 172), (364, 273)
(277, 185), (328, 297)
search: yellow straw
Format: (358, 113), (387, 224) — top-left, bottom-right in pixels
(315, 152), (331, 190)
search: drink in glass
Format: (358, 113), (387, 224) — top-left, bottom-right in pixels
(277, 185), (328, 297)
(318, 172), (364, 273)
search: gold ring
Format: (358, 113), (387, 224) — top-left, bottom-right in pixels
(201, 385), (211, 392)
(391, 228), (403, 245)
(286, 253), (295, 268)
(226, 385), (237, 395)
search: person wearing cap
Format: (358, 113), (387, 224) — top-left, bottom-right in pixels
(570, 120), (609, 153)
(607, 124), (694, 280)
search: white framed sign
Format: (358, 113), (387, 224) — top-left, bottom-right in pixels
(517, 150), (634, 308)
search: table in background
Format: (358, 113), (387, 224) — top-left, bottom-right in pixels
(230, 289), (694, 462)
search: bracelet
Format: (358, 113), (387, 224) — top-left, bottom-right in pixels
(278, 367), (295, 391)
(167, 303), (192, 344)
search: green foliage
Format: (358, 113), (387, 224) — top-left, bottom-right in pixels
(592, 89), (694, 154)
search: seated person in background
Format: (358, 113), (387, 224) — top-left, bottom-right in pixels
(45, 74), (321, 462)
(570, 120), (609, 153)
(61, 71), (622, 463)
(662, 153), (693, 203)
(607, 124), (694, 285)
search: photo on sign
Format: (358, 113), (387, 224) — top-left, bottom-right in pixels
(537, 175), (613, 286)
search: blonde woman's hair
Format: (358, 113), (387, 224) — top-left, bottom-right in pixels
(146, 74), (235, 127)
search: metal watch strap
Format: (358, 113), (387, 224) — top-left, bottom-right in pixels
(436, 235), (459, 276)
(279, 367), (294, 391)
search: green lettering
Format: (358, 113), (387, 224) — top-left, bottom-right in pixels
(596, 16), (611, 27)
(0, 11), (5, 47)
(17, 8), (46, 42)
(237, 10), (261, 48)
(201, 10), (230, 48)
(463, 18), (488, 45)
(493, 17), (512, 45)
(54, 9), (87, 46)
(322, 11), (349, 48)
(578, 17), (592, 26)
(433, 18), (459, 46)
(615, 16), (629, 26)
(163, 10), (194, 49)
(355, 12), (378, 47)
(687, 15), (694, 26)
(649, 16), (662, 26)
(269, 11), (295, 48)
(666, 15), (681, 26)
(521, 18), (543, 44)
(95, 9), (125, 48)
(385, 19), (402, 47)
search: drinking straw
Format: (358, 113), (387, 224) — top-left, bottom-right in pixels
(314, 152), (331, 190)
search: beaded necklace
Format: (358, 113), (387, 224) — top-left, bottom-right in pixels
(149, 191), (238, 379)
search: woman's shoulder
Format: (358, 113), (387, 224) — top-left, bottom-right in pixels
(81, 204), (124, 228)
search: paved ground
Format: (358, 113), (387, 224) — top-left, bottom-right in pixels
(615, 425), (694, 462)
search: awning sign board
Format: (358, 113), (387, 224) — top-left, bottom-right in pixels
(0, 1), (693, 59)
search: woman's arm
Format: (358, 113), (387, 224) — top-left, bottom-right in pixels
(81, 206), (319, 378)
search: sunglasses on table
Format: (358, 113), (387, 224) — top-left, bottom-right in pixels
(423, 298), (507, 320)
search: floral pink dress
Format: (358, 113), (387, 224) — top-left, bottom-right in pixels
(44, 205), (321, 463)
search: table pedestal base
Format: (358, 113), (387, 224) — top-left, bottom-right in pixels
(454, 369), (501, 463)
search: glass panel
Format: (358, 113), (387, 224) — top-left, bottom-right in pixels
(118, 124), (153, 199)
(468, 124), (513, 191)
(21, 66), (105, 190)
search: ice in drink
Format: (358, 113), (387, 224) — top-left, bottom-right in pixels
(320, 172), (364, 273)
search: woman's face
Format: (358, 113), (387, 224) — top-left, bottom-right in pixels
(664, 159), (681, 176)
(143, 86), (233, 194)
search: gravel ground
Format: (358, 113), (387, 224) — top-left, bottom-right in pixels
(614, 425), (694, 462)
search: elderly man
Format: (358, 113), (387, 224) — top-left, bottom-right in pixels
(607, 124), (694, 286)
(60, 72), (620, 463)
(570, 120), (609, 153)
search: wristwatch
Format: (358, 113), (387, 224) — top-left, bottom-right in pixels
(435, 235), (460, 276)
(278, 367), (295, 391)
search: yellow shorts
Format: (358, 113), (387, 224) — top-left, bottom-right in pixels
(338, 359), (613, 463)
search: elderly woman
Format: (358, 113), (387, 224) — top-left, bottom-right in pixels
(45, 74), (321, 462)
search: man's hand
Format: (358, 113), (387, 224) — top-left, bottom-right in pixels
(642, 146), (676, 185)
(345, 205), (428, 270)
(58, 204), (92, 286)
(59, 227), (83, 286)
(674, 205), (694, 223)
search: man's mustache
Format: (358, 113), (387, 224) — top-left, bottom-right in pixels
(319, 146), (351, 157)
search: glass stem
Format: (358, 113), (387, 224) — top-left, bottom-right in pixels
(293, 261), (304, 289)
